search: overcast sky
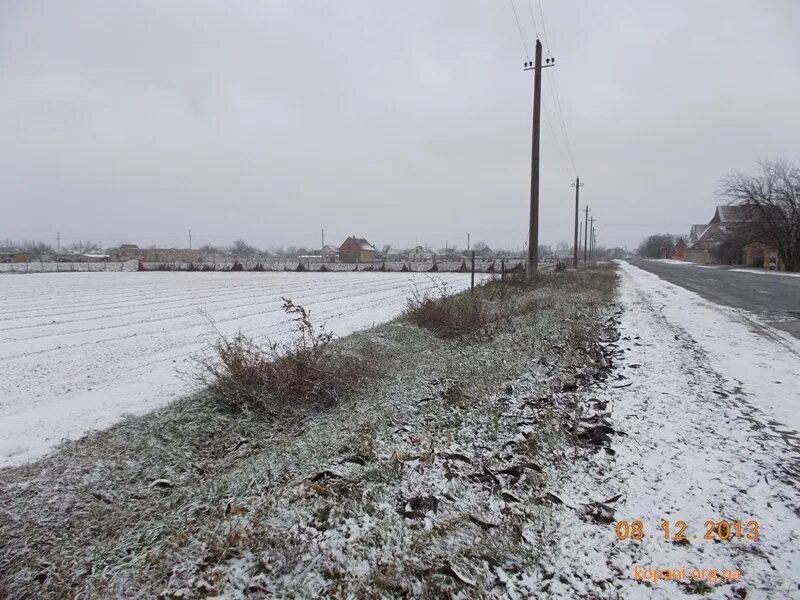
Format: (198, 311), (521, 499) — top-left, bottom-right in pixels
(1, 0), (798, 252)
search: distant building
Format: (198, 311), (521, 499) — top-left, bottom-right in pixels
(320, 244), (340, 263)
(339, 236), (375, 263)
(685, 206), (781, 268)
(0, 250), (27, 263)
(108, 245), (202, 263)
(407, 246), (435, 262)
(673, 238), (686, 261)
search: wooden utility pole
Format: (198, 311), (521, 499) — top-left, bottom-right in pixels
(470, 251), (475, 293)
(524, 40), (554, 281)
(571, 177), (583, 269)
(583, 206), (589, 263)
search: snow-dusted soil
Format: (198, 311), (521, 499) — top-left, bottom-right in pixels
(551, 260), (800, 598)
(0, 271), (478, 467)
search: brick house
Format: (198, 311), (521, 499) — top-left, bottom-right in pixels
(339, 237), (375, 263)
(673, 238), (687, 260)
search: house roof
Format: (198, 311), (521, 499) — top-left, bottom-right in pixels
(687, 223), (732, 249)
(711, 205), (752, 224)
(357, 239), (375, 251)
(690, 224), (707, 241)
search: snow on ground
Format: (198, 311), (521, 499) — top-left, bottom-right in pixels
(651, 259), (800, 278)
(551, 260), (800, 598)
(729, 267), (800, 278)
(0, 271), (479, 467)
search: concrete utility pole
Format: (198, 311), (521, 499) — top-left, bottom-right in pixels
(188, 229), (192, 251)
(524, 39), (555, 281)
(571, 177), (583, 269)
(467, 232), (470, 253)
(588, 217), (595, 260)
(578, 221), (582, 257)
(583, 206), (589, 263)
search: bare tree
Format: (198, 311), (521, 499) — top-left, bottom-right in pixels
(637, 233), (681, 259)
(198, 244), (221, 254)
(231, 239), (259, 258)
(722, 160), (800, 271)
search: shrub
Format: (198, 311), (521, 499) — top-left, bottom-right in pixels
(405, 282), (496, 339)
(196, 299), (375, 412)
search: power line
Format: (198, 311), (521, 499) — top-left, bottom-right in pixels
(524, 0), (567, 164)
(508, 0), (530, 58)
(532, 0), (578, 174)
(526, 0), (540, 39)
(541, 95), (567, 161)
(537, 0), (552, 54)
(547, 70), (577, 171)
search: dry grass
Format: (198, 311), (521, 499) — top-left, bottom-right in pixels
(405, 279), (509, 339)
(196, 298), (378, 412)
(0, 263), (621, 599)
(406, 264), (617, 341)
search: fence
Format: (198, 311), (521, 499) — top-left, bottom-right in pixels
(0, 260), (139, 274)
(0, 258), (530, 275)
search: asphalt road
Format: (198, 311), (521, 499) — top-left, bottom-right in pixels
(628, 258), (800, 339)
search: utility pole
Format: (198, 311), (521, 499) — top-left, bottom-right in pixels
(524, 40), (554, 280)
(578, 221), (582, 258)
(467, 232), (470, 254)
(583, 206), (589, 263)
(571, 177), (583, 269)
(188, 229), (192, 251)
(588, 217), (595, 260)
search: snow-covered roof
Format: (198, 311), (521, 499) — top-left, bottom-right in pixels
(689, 224), (707, 242)
(712, 205), (751, 224)
(348, 237), (375, 251)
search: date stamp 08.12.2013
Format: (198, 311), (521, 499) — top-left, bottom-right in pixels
(614, 519), (760, 542)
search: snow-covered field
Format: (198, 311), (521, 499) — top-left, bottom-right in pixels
(0, 271), (479, 467)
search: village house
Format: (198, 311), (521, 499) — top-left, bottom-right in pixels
(107, 244), (202, 263)
(338, 236), (375, 263)
(685, 206), (780, 269)
(0, 250), (27, 263)
(319, 244), (339, 263)
(407, 246), (435, 262)
(673, 238), (687, 260)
